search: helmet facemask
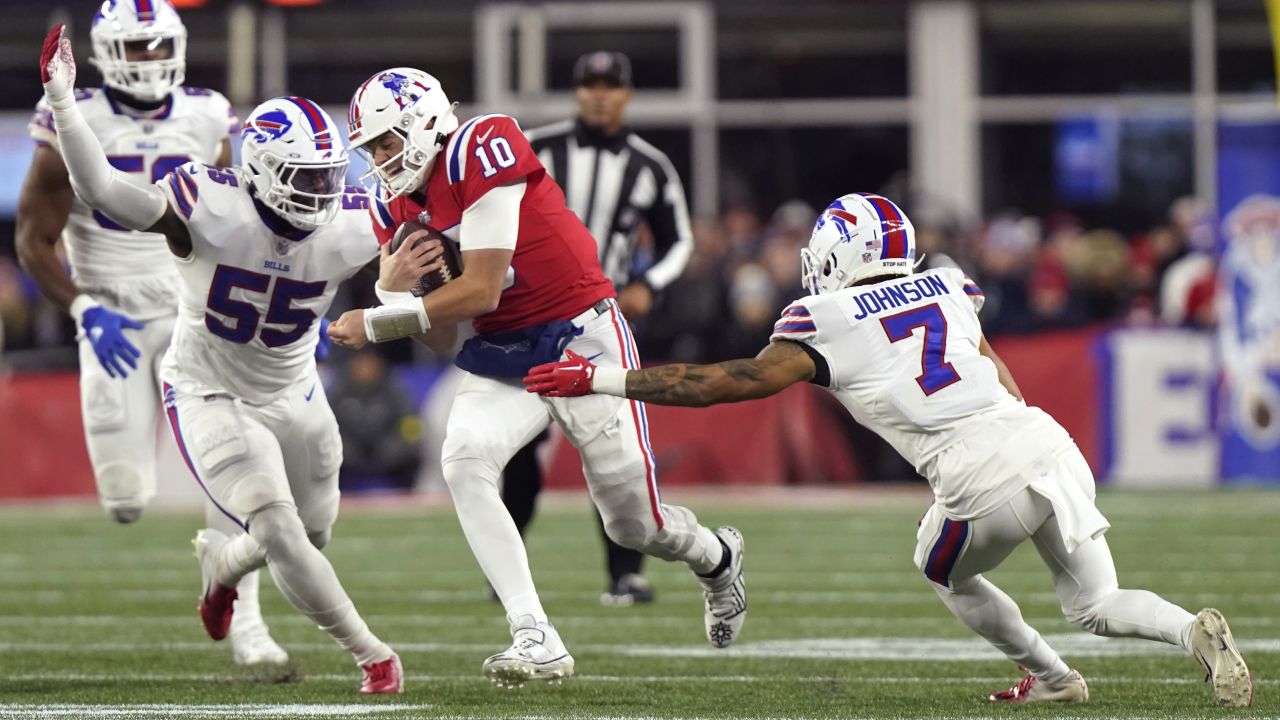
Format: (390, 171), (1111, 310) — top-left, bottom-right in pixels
(249, 152), (349, 230)
(354, 117), (434, 203)
(91, 15), (186, 102)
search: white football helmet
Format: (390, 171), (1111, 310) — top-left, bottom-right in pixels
(240, 97), (349, 231)
(90, 0), (187, 102)
(347, 67), (459, 202)
(801, 193), (917, 295)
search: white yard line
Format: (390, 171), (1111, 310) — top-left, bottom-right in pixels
(2, 672), (1277, 686)
(2, 635), (1278, 659)
(10, 588), (1280, 606)
(3, 613), (1280, 630)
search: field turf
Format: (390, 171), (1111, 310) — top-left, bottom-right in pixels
(0, 487), (1275, 719)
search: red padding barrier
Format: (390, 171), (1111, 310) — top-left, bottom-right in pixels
(0, 372), (94, 498)
(0, 326), (1104, 498)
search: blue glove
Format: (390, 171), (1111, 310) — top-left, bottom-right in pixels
(80, 304), (144, 379)
(315, 317), (332, 361)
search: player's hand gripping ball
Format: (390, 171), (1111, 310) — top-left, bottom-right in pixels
(384, 221), (464, 297)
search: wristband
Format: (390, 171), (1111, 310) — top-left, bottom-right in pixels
(375, 282), (417, 307)
(69, 293), (97, 325)
(591, 365), (629, 397)
(363, 302), (430, 343)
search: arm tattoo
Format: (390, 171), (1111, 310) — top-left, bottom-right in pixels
(622, 343), (809, 407)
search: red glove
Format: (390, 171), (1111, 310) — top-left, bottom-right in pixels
(523, 349), (597, 397)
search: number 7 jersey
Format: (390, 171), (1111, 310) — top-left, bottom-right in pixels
(771, 266), (1073, 518)
(156, 162), (379, 404)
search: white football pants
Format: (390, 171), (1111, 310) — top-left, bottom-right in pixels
(441, 301), (724, 624)
(77, 313), (174, 522)
(163, 374), (390, 664)
(915, 446), (1196, 681)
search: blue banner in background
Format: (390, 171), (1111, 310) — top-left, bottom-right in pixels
(1216, 120), (1280, 484)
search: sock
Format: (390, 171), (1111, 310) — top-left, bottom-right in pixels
(502, 592), (548, 626)
(696, 537), (731, 579)
(217, 532), (268, 586)
(252, 505), (389, 665)
(443, 457), (545, 620)
(228, 569), (263, 631)
(936, 576), (1073, 683)
(1087, 589), (1198, 651)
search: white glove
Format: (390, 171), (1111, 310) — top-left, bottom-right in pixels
(40, 25), (77, 110)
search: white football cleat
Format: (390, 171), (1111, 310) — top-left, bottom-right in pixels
(1190, 608), (1254, 707)
(697, 526), (746, 648)
(988, 669), (1088, 703)
(229, 617), (289, 666)
(482, 614), (574, 689)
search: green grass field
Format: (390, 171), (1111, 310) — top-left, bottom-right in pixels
(0, 488), (1275, 719)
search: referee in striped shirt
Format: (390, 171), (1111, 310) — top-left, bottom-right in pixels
(499, 51), (694, 607)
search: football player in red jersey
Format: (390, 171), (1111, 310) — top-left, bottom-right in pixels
(328, 68), (746, 687)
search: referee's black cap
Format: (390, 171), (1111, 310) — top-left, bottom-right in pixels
(574, 51), (633, 88)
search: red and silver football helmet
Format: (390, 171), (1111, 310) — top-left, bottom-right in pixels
(347, 67), (458, 202)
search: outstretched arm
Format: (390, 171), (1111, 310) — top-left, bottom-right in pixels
(525, 340), (817, 408)
(39, 25), (191, 257)
(979, 334), (1023, 402)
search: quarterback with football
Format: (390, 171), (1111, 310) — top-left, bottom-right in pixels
(16, 0), (287, 666)
(525, 192), (1254, 708)
(328, 67), (746, 687)
(38, 24), (414, 693)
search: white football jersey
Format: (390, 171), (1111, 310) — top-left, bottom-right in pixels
(771, 266), (1073, 518)
(156, 162), (378, 404)
(29, 87), (236, 318)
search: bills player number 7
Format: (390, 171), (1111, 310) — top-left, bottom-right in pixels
(880, 303), (961, 395)
(474, 136), (516, 178)
(206, 264), (326, 347)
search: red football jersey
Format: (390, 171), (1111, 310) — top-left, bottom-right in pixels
(369, 113), (614, 335)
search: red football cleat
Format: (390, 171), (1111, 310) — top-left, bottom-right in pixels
(198, 583), (237, 641)
(989, 669), (1088, 703)
(360, 654), (403, 694)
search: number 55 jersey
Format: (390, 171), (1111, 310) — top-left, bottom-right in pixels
(157, 163), (378, 404)
(771, 266), (1073, 519)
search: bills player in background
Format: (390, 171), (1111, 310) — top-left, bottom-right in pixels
(329, 67), (745, 688)
(526, 193), (1254, 708)
(38, 26), (408, 693)
(16, 0), (286, 667)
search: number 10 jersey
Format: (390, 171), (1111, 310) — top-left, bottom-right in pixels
(771, 266), (1073, 518)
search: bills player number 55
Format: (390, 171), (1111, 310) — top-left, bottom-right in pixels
(206, 264), (326, 347)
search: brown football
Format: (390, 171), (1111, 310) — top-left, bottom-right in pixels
(387, 220), (464, 297)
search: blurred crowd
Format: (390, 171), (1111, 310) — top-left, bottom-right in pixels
(633, 193), (1221, 366)
(0, 192), (1224, 367)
